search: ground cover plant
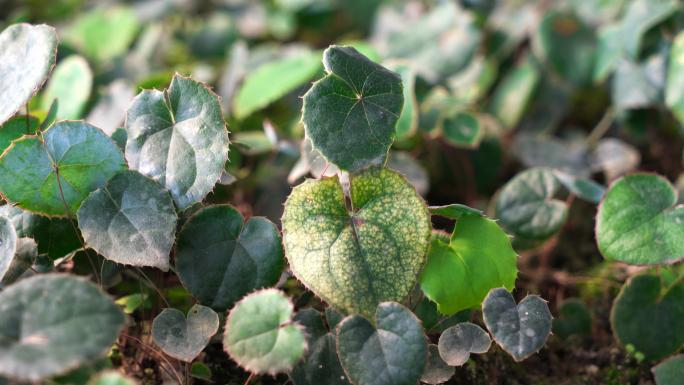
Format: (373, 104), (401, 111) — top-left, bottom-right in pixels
(1, 0), (684, 384)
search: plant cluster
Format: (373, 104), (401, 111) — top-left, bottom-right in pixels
(1, 1), (684, 384)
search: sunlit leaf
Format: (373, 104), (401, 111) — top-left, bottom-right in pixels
(66, 6), (140, 63)
(486, 56), (540, 130)
(152, 304), (219, 362)
(438, 323), (491, 366)
(40, 55), (93, 120)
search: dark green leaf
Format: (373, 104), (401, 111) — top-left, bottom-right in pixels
(223, 289), (306, 375)
(0, 274), (126, 381)
(412, 297), (473, 333)
(596, 173), (684, 265)
(611, 274), (684, 360)
(152, 304), (219, 362)
(0, 116), (40, 153)
(189, 363), (212, 381)
(282, 166), (431, 321)
(552, 300), (592, 340)
(495, 168), (567, 240)
(652, 354), (684, 385)
(76, 170), (177, 271)
(325, 306), (345, 331)
(421, 213), (518, 315)
(125, 75), (229, 210)
(482, 288), (552, 361)
(337, 302), (427, 385)
(9, 207), (82, 259)
(428, 204), (482, 219)
(302, 46), (404, 173)
(443, 112), (482, 149)
(420, 345), (454, 385)
(175, 204), (284, 312)
(438, 323), (491, 366)
(0, 24), (57, 126)
(0, 121), (127, 217)
(288, 309), (348, 385)
(40, 98), (58, 132)
(110, 128), (127, 152)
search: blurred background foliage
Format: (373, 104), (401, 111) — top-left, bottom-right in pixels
(3, 0), (684, 383)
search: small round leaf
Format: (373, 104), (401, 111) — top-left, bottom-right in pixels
(0, 274), (127, 381)
(223, 289), (306, 375)
(420, 345), (454, 385)
(482, 288), (552, 362)
(175, 205), (284, 311)
(282, 166), (431, 321)
(152, 304), (219, 362)
(495, 167), (567, 240)
(0, 24), (57, 126)
(0, 121), (127, 217)
(611, 274), (684, 361)
(302, 46), (404, 173)
(597, 173), (684, 265)
(77, 170), (177, 271)
(125, 75), (229, 210)
(438, 323), (491, 366)
(336, 302), (427, 385)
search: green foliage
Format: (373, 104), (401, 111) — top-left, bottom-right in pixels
(110, 128), (126, 151)
(652, 354), (684, 385)
(223, 289), (306, 375)
(65, 6), (140, 63)
(553, 170), (605, 205)
(597, 173), (684, 265)
(86, 371), (137, 385)
(40, 98), (58, 131)
(0, 216), (17, 283)
(40, 55), (92, 120)
(189, 363), (212, 381)
(611, 274), (684, 361)
(442, 112), (482, 149)
(0, 24), (57, 126)
(496, 168), (568, 240)
(288, 309), (347, 385)
(0, 238), (54, 287)
(152, 304), (219, 362)
(668, 31), (684, 127)
(483, 288), (552, 362)
(125, 75), (229, 210)
(0, 274), (126, 381)
(552, 300), (592, 341)
(0, 121), (127, 217)
(233, 51), (322, 119)
(0, 116), (40, 153)
(428, 204), (483, 219)
(384, 61), (418, 141)
(421, 213), (518, 315)
(421, 345), (454, 385)
(336, 302), (427, 385)
(10, 207), (82, 259)
(486, 56), (539, 130)
(412, 297), (473, 333)
(175, 204), (284, 312)
(438, 323), (490, 367)
(302, 46), (404, 173)
(282, 166), (431, 320)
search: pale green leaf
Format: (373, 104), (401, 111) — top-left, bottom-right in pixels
(420, 345), (454, 385)
(486, 56), (540, 130)
(0, 216), (17, 283)
(66, 6), (140, 63)
(553, 170), (605, 205)
(384, 61), (418, 140)
(152, 304), (219, 362)
(438, 323), (491, 366)
(40, 55), (93, 120)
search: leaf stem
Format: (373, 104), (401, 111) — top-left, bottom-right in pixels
(410, 292), (423, 312)
(137, 270), (147, 364)
(53, 165), (101, 286)
(135, 267), (171, 308)
(26, 104), (30, 135)
(244, 373), (254, 385)
(121, 334), (184, 385)
(586, 108), (615, 145)
(14, 253), (39, 274)
(185, 361), (189, 385)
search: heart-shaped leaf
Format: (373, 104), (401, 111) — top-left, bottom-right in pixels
(597, 173), (684, 265)
(652, 354), (684, 385)
(553, 170), (605, 205)
(288, 308), (348, 385)
(77, 170), (176, 271)
(152, 304), (219, 362)
(495, 167), (568, 240)
(282, 166), (431, 321)
(442, 112), (482, 149)
(552, 300), (592, 341)
(482, 287), (552, 361)
(0, 238), (54, 288)
(125, 74), (229, 210)
(302, 46), (404, 173)
(420, 213), (518, 315)
(175, 204), (284, 312)
(420, 344), (454, 385)
(0, 24), (57, 126)
(189, 362), (212, 381)
(0, 121), (127, 217)
(9, 207), (82, 259)
(234, 50), (322, 120)
(223, 289), (307, 375)
(336, 302), (427, 385)
(0, 116), (40, 153)
(438, 323), (491, 366)
(0, 274), (126, 381)
(611, 273), (684, 360)
(534, 12), (596, 87)
(0, 215), (18, 283)
(40, 55), (93, 120)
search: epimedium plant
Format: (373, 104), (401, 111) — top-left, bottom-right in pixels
(0, 12), (683, 385)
